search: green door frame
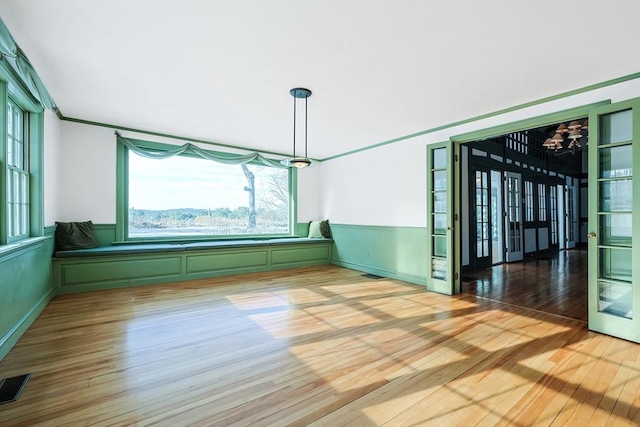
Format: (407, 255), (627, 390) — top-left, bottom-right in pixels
(587, 98), (640, 343)
(428, 101), (612, 296)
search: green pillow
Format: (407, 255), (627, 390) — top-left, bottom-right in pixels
(308, 220), (331, 238)
(55, 221), (99, 250)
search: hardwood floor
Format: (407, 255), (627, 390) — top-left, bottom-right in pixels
(462, 248), (589, 322)
(1, 265), (638, 426)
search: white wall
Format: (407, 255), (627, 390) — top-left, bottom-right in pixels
(320, 78), (640, 227)
(43, 110), (62, 226)
(58, 122), (116, 223)
(56, 122), (322, 223)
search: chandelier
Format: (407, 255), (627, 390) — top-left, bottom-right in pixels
(542, 119), (588, 155)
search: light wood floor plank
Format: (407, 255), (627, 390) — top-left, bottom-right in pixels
(0, 265), (638, 426)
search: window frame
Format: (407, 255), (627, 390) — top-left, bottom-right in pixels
(0, 66), (44, 247)
(537, 183), (547, 222)
(524, 180), (535, 222)
(116, 138), (298, 243)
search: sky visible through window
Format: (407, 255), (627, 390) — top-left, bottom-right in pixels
(129, 153), (251, 210)
(128, 152), (289, 237)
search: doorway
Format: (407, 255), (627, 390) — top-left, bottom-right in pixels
(426, 98), (639, 342)
(459, 119), (588, 322)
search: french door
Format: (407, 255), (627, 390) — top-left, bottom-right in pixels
(504, 172), (523, 262)
(588, 98), (640, 343)
(427, 141), (456, 295)
(472, 167), (492, 269)
(566, 182), (577, 249)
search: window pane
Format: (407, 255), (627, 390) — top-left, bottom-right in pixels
(5, 100), (29, 240)
(432, 258), (446, 280)
(433, 213), (447, 235)
(433, 170), (446, 191)
(599, 109), (632, 145)
(599, 248), (632, 282)
(599, 145), (632, 179)
(599, 280), (632, 319)
(434, 236), (447, 257)
(433, 148), (446, 169)
(128, 152), (290, 238)
(599, 214), (632, 246)
(599, 180), (632, 212)
(433, 191), (446, 213)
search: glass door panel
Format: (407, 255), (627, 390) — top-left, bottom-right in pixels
(491, 170), (504, 264)
(473, 169), (491, 269)
(504, 172), (523, 262)
(589, 99), (639, 343)
(550, 185), (559, 247)
(427, 141), (454, 294)
(566, 184), (576, 248)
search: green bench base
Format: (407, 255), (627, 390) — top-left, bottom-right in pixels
(53, 238), (332, 294)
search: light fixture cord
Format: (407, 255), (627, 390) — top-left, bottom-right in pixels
(292, 92), (297, 157)
(304, 95), (308, 158)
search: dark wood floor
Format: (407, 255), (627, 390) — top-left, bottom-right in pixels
(462, 248), (588, 322)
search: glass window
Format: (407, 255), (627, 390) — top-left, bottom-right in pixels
(6, 99), (30, 241)
(538, 183), (547, 222)
(524, 181), (534, 222)
(126, 149), (291, 239)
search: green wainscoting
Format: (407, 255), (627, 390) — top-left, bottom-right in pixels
(329, 224), (428, 286)
(91, 223), (118, 246)
(0, 229), (55, 360)
(54, 240), (332, 294)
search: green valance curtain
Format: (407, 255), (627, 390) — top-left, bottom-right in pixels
(117, 133), (287, 169)
(0, 17), (56, 110)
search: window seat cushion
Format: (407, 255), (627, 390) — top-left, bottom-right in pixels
(54, 238), (333, 258)
(54, 243), (185, 258)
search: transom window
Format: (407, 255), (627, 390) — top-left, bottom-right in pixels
(124, 142), (292, 240)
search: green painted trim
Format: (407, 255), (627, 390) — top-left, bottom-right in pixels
(0, 58), (43, 113)
(59, 115), (296, 159)
(323, 73), (640, 161)
(587, 97), (640, 343)
(450, 101), (611, 143)
(1, 63), (46, 244)
(331, 259), (427, 287)
(0, 287), (55, 361)
(29, 110), (45, 237)
(295, 221), (310, 237)
(426, 141), (455, 295)
(116, 139), (298, 242)
(330, 223), (426, 233)
(0, 236), (49, 261)
(116, 141), (127, 241)
(0, 81), (7, 244)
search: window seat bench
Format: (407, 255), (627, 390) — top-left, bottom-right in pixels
(53, 238), (333, 294)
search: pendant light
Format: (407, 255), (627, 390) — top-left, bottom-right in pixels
(281, 87), (312, 168)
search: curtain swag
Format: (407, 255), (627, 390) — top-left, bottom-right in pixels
(0, 17), (56, 110)
(116, 133), (287, 169)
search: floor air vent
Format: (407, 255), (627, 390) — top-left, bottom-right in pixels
(362, 273), (384, 279)
(0, 373), (31, 405)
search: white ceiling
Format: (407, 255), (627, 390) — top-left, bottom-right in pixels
(1, 1), (639, 159)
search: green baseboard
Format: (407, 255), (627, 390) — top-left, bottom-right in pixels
(331, 259), (427, 286)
